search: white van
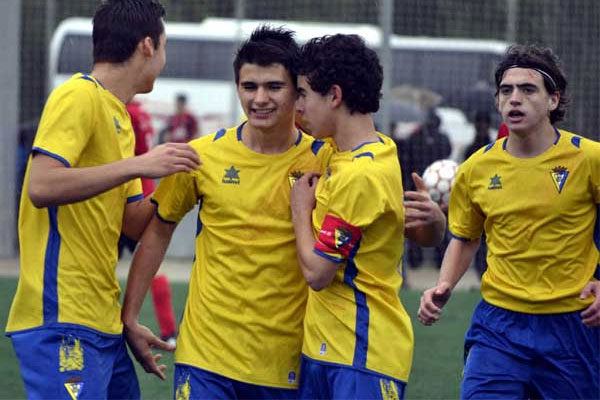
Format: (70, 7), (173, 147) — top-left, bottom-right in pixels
(50, 17), (506, 139)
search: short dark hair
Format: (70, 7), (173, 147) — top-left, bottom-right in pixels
(233, 25), (299, 84)
(296, 34), (382, 114)
(494, 44), (568, 124)
(93, 0), (166, 64)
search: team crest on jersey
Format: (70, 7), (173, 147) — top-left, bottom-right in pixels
(175, 374), (191, 400)
(59, 336), (84, 372)
(287, 371), (297, 383)
(487, 174), (502, 190)
(113, 116), (121, 134)
(222, 166), (240, 184)
(335, 227), (353, 248)
(550, 166), (569, 193)
(64, 377), (84, 400)
(288, 170), (304, 187)
(379, 378), (400, 400)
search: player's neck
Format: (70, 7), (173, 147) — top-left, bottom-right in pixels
(505, 121), (557, 158)
(90, 63), (137, 104)
(333, 113), (378, 152)
(242, 120), (297, 154)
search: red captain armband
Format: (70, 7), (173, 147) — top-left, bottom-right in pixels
(314, 215), (362, 260)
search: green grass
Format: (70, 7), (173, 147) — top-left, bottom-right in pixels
(0, 278), (480, 399)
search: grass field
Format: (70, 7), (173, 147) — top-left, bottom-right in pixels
(0, 277), (480, 399)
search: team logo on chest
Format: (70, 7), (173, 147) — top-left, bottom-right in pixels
(288, 170), (304, 187)
(487, 174), (502, 190)
(550, 166), (569, 193)
(222, 166), (240, 184)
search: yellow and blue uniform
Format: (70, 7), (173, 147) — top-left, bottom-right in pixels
(299, 134), (410, 400)
(6, 73), (142, 399)
(450, 130), (600, 398)
(153, 124), (331, 395)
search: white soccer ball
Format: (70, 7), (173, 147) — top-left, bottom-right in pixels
(422, 159), (459, 205)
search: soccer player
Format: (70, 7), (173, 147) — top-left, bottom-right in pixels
(5, 0), (200, 398)
(418, 44), (600, 398)
(121, 26), (332, 398)
(290, 34), (446, 399)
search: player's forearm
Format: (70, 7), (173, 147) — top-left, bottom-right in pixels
(437, 237), (480, 289)
(292, 210), (338, 290)
(121, 218), (175, 327)
(121, 197), (156, 241)
(28, 156), (140, 208)
(409, 214), (447, 247)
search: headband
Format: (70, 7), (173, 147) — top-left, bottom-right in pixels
(506, 64), (558, 92)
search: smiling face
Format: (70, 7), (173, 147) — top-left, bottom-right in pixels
(497, 67), (559, 136)
(237, 63), (296, 133)
(295, 76), (334, 139)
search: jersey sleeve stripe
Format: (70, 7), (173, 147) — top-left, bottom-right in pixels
(448, 231), (471, 242)
(150, 198), (177, 224)
(32, 147), (71, 167)
(126, 194), (144, 204)
(313, 248), (345, 263)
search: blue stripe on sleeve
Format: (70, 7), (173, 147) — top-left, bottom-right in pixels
(213, 129), (226, 141)
(32, 147), (71, 167)
(449, 231), (471, 242)
(594, 204), (600, 252)
(196, 197), (204, 237)
(313, 248), (345, 263)
(43, 206), (61, 324)
(150, 198), (177, 225)
(127, 194), (144, 204)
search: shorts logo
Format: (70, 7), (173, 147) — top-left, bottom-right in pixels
(175, 374), (191, 400)
(288, 170), (304, 188)
(487, 174), (502, 190)
(550, 166), (569, 193)
(319, 342), (327, 355)
(59, 336), (84, 372)
(287, 370), (297, 383)
(64, 377), (84, 400)
(379, 378), (400, 400)
(222, 166), (240, 184)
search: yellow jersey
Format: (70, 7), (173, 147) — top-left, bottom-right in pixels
(303, 134), (412, 382)
(6, 73), (142, 336)
(152, 124), (332, 388)
(450, 130), (600, 313)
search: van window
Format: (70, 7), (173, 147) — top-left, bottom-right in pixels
(57, 34), (235, 81)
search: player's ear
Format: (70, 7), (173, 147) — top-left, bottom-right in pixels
(548, 92), (559, 111)
(329, 84), (343, 109)
(139, 36), (155, 58)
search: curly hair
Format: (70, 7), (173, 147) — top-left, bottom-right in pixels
(233, 25), (299, 84)
(494, 44), (569, 124)
(296, 34), (382, 114)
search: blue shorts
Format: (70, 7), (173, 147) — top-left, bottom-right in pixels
(298, 355), (406, 400)
(174, 363), (297, 400)
(462, 300), (600, 399)
(9, 326), (140, 400)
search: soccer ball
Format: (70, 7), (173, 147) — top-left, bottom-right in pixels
(422, 159), (459, 205)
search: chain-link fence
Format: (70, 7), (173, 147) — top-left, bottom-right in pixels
(15, 0), (600, 260)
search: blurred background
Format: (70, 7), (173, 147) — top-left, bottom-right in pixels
(1, 0), (599, 259)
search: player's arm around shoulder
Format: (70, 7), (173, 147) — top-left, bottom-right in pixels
(28, 141), (200, 208)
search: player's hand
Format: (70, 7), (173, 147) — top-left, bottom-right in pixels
(123, 322), (175, 380)
(417, 281), (452, 326)
(291, 171), (321, 216)
(580, 281), (600, 327)
(404, 173), (446, 230)
(135, 142), (201, 178)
